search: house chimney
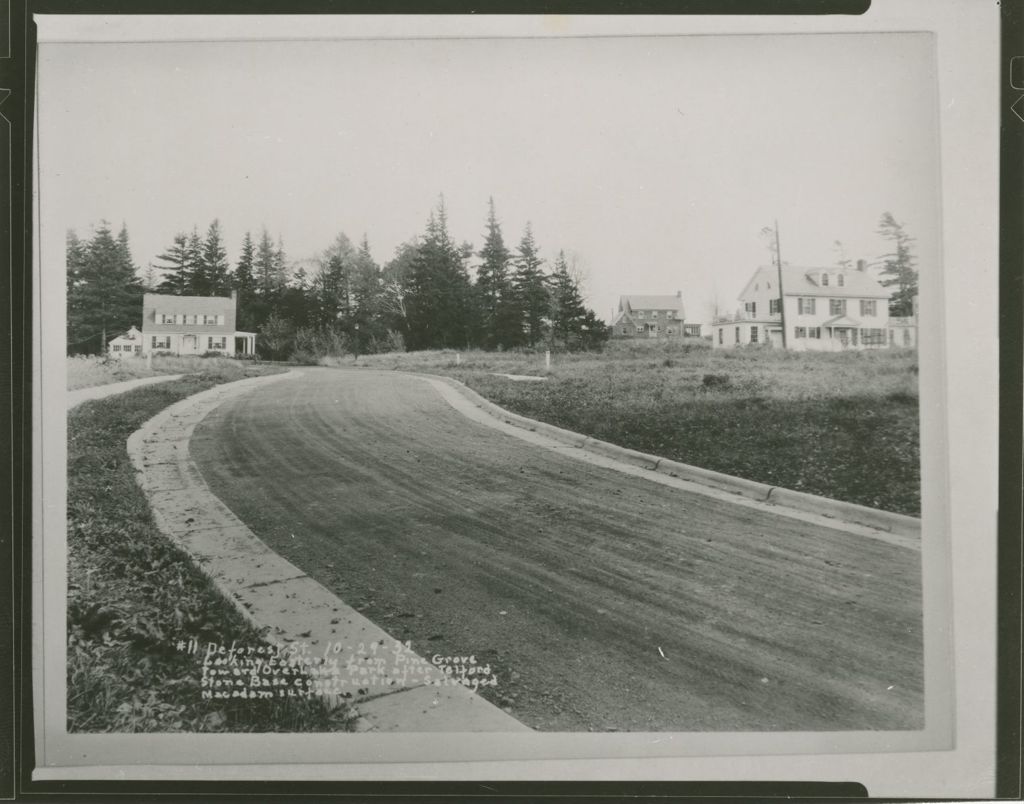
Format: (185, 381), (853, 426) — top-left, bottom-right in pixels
(676, 290), (682, 298)
(856, 259), (866, 272)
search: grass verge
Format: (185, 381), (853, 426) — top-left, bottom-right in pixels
(67, 365), (353, 732)
(67, 354), (261, 391)
(350, 340), (921, 516)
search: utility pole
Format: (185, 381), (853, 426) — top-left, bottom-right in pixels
(774, 219), (788, 350)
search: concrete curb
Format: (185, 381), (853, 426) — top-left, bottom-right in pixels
(421, 373), (920, 539)
(126, 370), (530, 733)
(67, 374), (185, 410)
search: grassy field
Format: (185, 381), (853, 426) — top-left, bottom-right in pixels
(67, 364), (354, 732)
(67, 354), (258, 390)
(347, 340), (921, 516)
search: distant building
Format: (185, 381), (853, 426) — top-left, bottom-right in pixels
(106, 325), (143, 358)
(139, 291), (257, 357)
(712, 262), (916, 350)
(611, 292), (701, 338)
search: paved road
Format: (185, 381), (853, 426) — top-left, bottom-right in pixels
(189, 367), (923, 732)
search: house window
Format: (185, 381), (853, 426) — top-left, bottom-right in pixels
(636, 327), (643, 334)
(903, 329), (911, 346)
(795, 327), (806, 339)
(769, 298), (781, 315)
(158, 313), (173, 324)
(750, 326), (759, 343)
(798, 297), (816, 315)
(152, 336), (170, 349)
(666, 328), (675, 335)
(862, 328), (886, 346)
(744, 301), (756, 316)
(134, 345), (141, 353)
(667, 311), (675, 319)
(830, 299), (846, 316)
(718, 328), (723, 345)
(838, 274), (845, 287)
(186, 314), (198, 325)
(621, 327), (628, 335)
(808, 327), (821, 339)
(208, 337), (226, 350)
(637, 311), (645, 319)
(860, 300), (877, 317)
(821, 273), (830, 286)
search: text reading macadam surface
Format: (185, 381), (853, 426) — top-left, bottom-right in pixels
(180, 639), (499, 700)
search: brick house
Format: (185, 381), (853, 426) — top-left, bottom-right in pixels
(712, 262), (914, 350)
(611, 292), (700, 338)
(140, 291), (257, 357)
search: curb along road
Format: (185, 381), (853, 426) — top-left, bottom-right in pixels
(126, 370), (530, 733)
(418, 372), (921, 540)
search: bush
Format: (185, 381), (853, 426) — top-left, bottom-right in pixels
(701, 373), (732, 391)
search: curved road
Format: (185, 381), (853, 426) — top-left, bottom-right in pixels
(190, 367), (923, 732)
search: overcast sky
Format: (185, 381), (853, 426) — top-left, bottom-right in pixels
(39, 31), (939, 323)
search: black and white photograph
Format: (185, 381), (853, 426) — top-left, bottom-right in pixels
(28, 5), (1001, 796)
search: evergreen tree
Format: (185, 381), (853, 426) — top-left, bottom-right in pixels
(234, 231), (256, 294)
(185, 228), (204, 294)
(877, 212), (918, 316)
(511, 222), (549, 346)
(405, 197), (476, 350)
(200, 219), (231, 296)
(549, 250), (589, 346)
(232, 231), (260, 331)
(66, 221), (143, 354)
(349, 235), (384, 351)
(476, 197), (518, 348)
(254, 228), (279, 298)
(155, 232), (192, 295)
(313, 232), (356, 326)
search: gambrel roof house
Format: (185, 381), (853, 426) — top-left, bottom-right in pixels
(139, 291), (256, 357)
(714, 263), (915, 351)
(611, 292), (701, 338)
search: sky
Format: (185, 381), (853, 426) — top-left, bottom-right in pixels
(38, 31), (940, 325)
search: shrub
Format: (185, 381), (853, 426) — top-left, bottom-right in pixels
(701, 373), (732, 391)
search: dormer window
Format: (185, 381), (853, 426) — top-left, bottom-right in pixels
(821, 273), (830, 287)
(838, 274), (845, 287)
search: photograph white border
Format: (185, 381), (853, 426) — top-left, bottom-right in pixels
(31, 2), (999, 798)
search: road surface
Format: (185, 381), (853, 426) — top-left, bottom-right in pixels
(189, 367), (923, 732)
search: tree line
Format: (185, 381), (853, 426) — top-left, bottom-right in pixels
(66, 196), (609, 358)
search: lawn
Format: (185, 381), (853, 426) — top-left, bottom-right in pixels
(349, 340), (921, 516)
(67, 363), (354, 732)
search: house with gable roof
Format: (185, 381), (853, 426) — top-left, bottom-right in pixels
(712, 261), (915, 350)
(611, 292), (701, 338)
(139, 290), (257, 357)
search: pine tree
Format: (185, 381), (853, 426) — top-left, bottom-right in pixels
(254, 228), (278, 298)
(200, 219), (231, 296)
(476, 197), (518, 348)
(234, 231), (256, 294)
(185, 228), (204, 294)
(511, 222), (549, 347)
(405, 197), (476, 350)
(549, 250), (589, 347)
(155, 233), (192, 295)
(67, 221), (143, 354)
(877, 212), (918, 316)
(313, 232), (356, 326)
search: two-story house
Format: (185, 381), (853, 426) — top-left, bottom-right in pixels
(712, 262), (906, 351)
(611, 292), (701, 338)
(140, 291), (257, 357)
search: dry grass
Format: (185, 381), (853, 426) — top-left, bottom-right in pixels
(67, 354), (257, 391)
